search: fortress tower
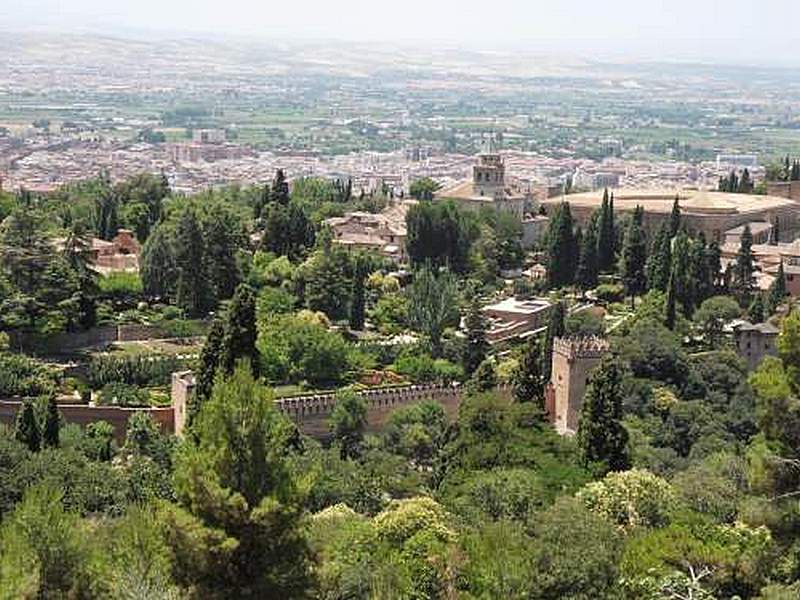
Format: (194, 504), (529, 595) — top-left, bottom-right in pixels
(546, 336), (610, 434)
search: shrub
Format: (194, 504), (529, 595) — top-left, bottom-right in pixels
(87, 355), (186, 388)
(595, 283), (625, 304)
(97, 382), (149, 407)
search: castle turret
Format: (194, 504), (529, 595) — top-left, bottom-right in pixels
(547, 336), (609, 434)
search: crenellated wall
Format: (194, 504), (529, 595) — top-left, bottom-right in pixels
(275, 384), (466, 439)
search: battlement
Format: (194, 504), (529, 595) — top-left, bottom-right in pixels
(553, 336), (609, 361)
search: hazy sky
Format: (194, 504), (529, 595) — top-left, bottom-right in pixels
(3, 0), (800, 64)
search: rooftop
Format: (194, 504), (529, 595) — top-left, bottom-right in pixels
(482, 297), (550, 315)
(544, 189), (796, 216)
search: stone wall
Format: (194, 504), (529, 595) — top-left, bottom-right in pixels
(275, 384), (466, 439)
(0, 400), (175, 442)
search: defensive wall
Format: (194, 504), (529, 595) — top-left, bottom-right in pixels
(8, 322), (208, 354)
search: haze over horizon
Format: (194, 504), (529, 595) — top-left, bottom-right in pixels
(3, 0), (800, 67)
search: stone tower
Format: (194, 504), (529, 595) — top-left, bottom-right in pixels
(473, 135), (506, 198)
(547, 336), (610, 434)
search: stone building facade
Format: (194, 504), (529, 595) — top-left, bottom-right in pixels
(545, 336), (610, 434)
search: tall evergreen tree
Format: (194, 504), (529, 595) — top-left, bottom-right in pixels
(348, 253), (371, 331)
(15, 401), (40, 452)
(174, 209), (208, 317)
(767, 261), (787, 315)
(671, 233), (694, 318)
(597, 189), (615, 272)
(270, 169), (290, 205)
(261, 202), (315, 261)
(194, 317), (225, 410)
(514, 335), (544, 410)
(141, 223), (177, 300)
(407, 266), (460, 357)
(541, 301), (566, 382)
(204, 205), (243, 304)
(748, 293), (765, 323)
(575, 221), (599, 290)
(733, 225), (755, 306)
(706, 240), (723, 294)
(668, 196), (681, 237)
(576, 356), (630, 474)
(646, 223), (671, 292)
(220, 283), (259, 378)
(42, 395), (60, 448)
(463, 297), (490, 375)
(621, 205), (647, 308)
(665, 269), (677, 330)
(546, 202), (578, 288)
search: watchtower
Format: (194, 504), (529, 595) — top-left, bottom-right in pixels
(548, 336), (609, 434)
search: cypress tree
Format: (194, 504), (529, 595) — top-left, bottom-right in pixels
(349, 253), (371, 331)
(576, 221), (599, 290)
(669, 196), (681, 237)
(646, 223), (671, 292)
(270, 169), (290, 205)
(175, 209), (208, 317)
(463, 297), (490, 376)
(671, 233), (694, 317)
(141, 223), (177, 300)
(772, 218), (780, 245)
(576, 356), (630, 474)
(733, 225), (755, 306)
(42, 395), (60, 448)
(514, 335), (544, 410)
(748, 293), (765, 323)
(546, 202), (578, 288)
(706, 240), (723, 294)
(767, 262), (787, 315)
(665, 269), (677, 330)
(220, 283), (259, 378)
(194, 317), (225, 408)
(541, 301), (566, 382)
(621, 205), (647, 308)
(15, 401), (40, 452)
(597, 189), (615, 272)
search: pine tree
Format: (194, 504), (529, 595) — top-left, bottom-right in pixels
(220, 283), (259, 378)
(546, 202), (578, 288)
(669, 196), (681, 237)
(141, 223), (177, 300)
(576, 356), (630, 474)
(270, 169), (290, 205)
(194, 317), (225, 409)
(15, 401), (40, 452)
(541, 301), (566, 382)
(514, 335), (544, 410)
(42, 395), (60, 448)
(463, 297), (490, 375)
(621, 205), (647, 308)
(597, 189), (615, 272)
(767, 262), (787, 315)
(733, 225), (755, 306)
(204, 205), (243, 304)
(174, 209), (208, 317)
(575, 221), (599, 290)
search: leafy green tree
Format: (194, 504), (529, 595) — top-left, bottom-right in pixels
(330, 389), (368, 460)
(383, 401), (448, 468)
(409, 177), (441, 201)
(694, 296), (741, 347)
(407, 266), (460, 357)
(174, 209), (209, 317)
(621, 205), (647, 308)
(165, 365), (313, 598)
(220, 283), (259, 378)
(463, 297), (490, 375)
(541, 301), (566, 381)
(0, 208), (53, 296)
(302, 233), (353, 321)
(576, 356), (630, 473)
(15, 401), (40, 452)
(576, 220), (599, 290)
(42, 395), (59, 448)
(468, 359), (498, 394)
(546, 201), (578, 288)
(406, 200), (476, 273)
